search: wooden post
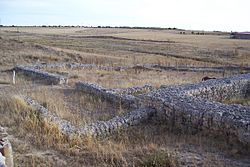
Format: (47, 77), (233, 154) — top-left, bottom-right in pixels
(12, 70), (15, 85)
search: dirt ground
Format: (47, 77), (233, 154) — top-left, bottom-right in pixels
(0, 27), (250, 166)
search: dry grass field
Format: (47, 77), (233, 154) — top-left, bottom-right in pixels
(0, 27), (250, 166)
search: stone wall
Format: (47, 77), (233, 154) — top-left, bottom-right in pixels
(78, 108), (156, 137)
(72, 76), (247, 144)
(16, 67), (250, 145)
(181, 73), (250, 101)
(22, 63), (250, 74)
(139, 73), (250, 145)
(75, 82), (138, 109)
(152, 64), (250, 73)
(111, 84), (155, 95)
(21, 96), (77, 137)
(0, 127), (13, 167)
(26, 63), (117, 71)
(14, 65), (68, 85)
(20, 96), (156, 138)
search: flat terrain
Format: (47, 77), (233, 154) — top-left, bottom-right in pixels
(0, 27), (250, 166)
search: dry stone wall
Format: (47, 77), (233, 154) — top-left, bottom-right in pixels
(152, 64), (250, 73)
(78, 108), (156, 137)
(182, 74), (250, 101)
(23, 73), (250, 145)
(0, 127), (13, 167)
(14, 65), (68, 85)
(25, 63), (126, 71)
(139, 73), (250, 145)
(75, 82), (139, 109)
(74, 74), (250, 144)
(21, 96), (156, 138)
(21, 96), (77, 137)
(111, 84), (155, 95)
(21, 63), (250, 74)
(14, 63), (250, 145)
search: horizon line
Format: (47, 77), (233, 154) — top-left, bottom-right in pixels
(0, 25), (237, 33)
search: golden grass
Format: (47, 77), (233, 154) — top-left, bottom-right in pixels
(44, 67), (229, 89)
(0, 27), (250, 166)
(0, 27), (140, 35)
(0, 95), (174, 166)
(1, 27), (250, 68)
(25, 86), (129, 126)
(0, 73), (12, 84)
(0, 95), (249, 166)
(3, 27), (249, 69)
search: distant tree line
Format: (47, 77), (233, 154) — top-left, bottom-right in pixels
(0, 25), (182, 30)
(191, 31), (205, 35)
(96, 26), (179, 30)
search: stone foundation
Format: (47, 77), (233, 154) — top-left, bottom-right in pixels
(21, 96), (155, 138)
(20, 63), (250, 74)
(75, 81), (138, 109)
(26, 63), (117, 71)
(14, 63), (250, 145)
(21, 96), (77, 137)
(24, 73), (250, 144)
(14, 65), (68, 85)
(140, 73), (250, 145)
(78, 108), (156, 137)
(111, 84), (155, 95)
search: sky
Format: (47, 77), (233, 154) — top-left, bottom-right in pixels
(0, 0), (249, 32)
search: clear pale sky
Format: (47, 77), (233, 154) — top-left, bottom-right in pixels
(0, 0), (249, 32)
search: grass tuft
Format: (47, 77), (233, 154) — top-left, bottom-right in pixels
(140, 151), (177, 167)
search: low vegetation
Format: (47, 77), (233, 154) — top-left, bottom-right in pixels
(0, 27), (249, 166)
(27, 87), (129, 125)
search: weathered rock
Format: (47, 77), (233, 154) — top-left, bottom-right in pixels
(14, 65), (68, 85)
(23, 63), (250, 74)
(16, 65), (250, 145)
(20, 95), (156, 138)
(70, 73), (250, 144)
(77, 108), (156, 137)
(75, 81), (139, 109)
(112, 84), (155, 95)
(21, 96), (77, 137)
(140, 73), (250, 145)
(25, 63), (119, 71)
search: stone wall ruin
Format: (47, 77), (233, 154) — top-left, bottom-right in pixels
(21, 96), (156, 138)
(75, 81), (139, 109)
(21, 63), (250, 74)
(9, 64), (250, 147)
(140, 73), (250, 145)
(14, 65), (68, 85)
